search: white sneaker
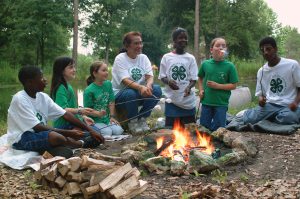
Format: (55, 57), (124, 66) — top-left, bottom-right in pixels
(128, 118), (143, 134)
(139, 117), (150, 131)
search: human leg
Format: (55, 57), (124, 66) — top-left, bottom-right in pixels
(139, 84), (162, 118)
(243, 103), (284, 124)
(275, 107), (300, 124)
(94, 123), (113, 136)
(115, 88), (139, 119)
(211, 106), (228, 131)
(110, 124), (124, 135)
(200, 105), (214, 130)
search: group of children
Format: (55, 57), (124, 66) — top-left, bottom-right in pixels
(8, 28), (300, 157)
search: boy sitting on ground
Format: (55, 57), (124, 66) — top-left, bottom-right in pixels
(6, 66), (104, 155)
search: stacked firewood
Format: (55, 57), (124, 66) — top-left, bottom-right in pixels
(34, 154), (148, 199)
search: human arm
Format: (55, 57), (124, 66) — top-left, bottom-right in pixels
(198, 77), (204, 99)
(109, 102), (120, 125)
(289, 87), (300, 111)
(206, 81), (237, 90)
(121, 78), (152, 97)
(62, 111), (104, 143)
(184, 80), (196, 97)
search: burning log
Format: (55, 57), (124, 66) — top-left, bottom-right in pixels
(154, 138), (174, 156)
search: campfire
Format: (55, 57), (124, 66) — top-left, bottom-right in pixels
(155, 120), (215, 162)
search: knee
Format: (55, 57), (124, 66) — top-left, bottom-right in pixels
(48, 132), (67, 146)
(100, 128), (113, 136)
(112, 125), (124, 135)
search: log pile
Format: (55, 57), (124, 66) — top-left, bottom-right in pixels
(34, 154), (148, 199)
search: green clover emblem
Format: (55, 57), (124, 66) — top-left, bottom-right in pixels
(131, 68), (142, 81)
(270, 78), (283, 93)
(36, 113), (42, 121)
(171, 65), (186, 81)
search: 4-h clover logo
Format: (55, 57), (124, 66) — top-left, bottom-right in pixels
(171, 65), (186, 81)
(36, 113), (42, 121)
(270, 78), (283, 93)
(131, 68), (142, 81)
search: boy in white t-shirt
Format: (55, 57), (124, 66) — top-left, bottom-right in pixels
(7, 66), (104, 154)
(243, 37), (300, 124)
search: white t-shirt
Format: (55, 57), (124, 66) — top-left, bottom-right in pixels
(112, 52), (153, 95)
(7, 90), (66, 145)
(159, 52), (199, 109)
(255, 58), (300, 106)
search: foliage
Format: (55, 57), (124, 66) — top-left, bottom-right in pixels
(0, 0), (73, 68)
(211, 169), (228, 184)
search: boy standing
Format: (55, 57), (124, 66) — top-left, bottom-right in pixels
(7, 66), (104, 153)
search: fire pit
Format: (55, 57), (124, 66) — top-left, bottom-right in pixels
(121, 121), (258, 176)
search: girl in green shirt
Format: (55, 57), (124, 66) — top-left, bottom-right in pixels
(84, 61), (124, 136)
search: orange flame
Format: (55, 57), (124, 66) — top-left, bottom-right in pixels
(156, 120), (214, 161)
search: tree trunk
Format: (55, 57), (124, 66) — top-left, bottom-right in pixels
(194, 0), (200, 64)
(105, 41), (109, 64)
(72, 0), (79, 66)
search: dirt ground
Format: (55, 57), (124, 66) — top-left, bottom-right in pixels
(0, 129), (299, 199)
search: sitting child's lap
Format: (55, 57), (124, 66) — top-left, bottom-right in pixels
(13, 130), (52, 152)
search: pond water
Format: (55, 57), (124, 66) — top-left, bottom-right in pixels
(0, 78), (257, 123)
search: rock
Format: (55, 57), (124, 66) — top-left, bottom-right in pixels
(232, 136), (258, 157)
(216, 150), (247, 166)
(170, 160), (186, 176)
(120, 150), (142, 164)
(187, 150), (219, 173)
(143, 156), (171, 173)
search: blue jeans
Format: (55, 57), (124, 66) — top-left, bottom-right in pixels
(200, 105), (228, 131)
(115, 84), (162, 119)
(244, 103), (300, 124)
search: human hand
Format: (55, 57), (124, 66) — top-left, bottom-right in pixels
(258, 96), (266, 107)
(89, 130), (105, 143)
(139, 85), (152, 97)
(184, 86), (191, 97)
(110, 117), (120, 125)
(288, 101), (298, 111)
(81, 108), (94, 115)
(206, 80), (219, 89)
(199, 90), (204, 99)
(168, 79), (179, 90)
(83, 116), (94, 126)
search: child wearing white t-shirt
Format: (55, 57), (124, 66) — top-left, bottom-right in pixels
(159, 27), (198, 127)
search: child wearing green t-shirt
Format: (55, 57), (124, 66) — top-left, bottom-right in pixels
(84, 61), (124, 136)
(50, 57), (105, 130)
(198, 38), (239, 131)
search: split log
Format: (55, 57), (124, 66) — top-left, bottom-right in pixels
(108, 175), (139, 198)
(80, 181), (101, 199)
(90, 167), (120, 186)
(42, 151), (54, 159)
(90, 153), (124, 162)
(61, 184), (68, 195)
(124, 167), (141, 179)
(68, 157), (82, 171)
(57, 159), (70, 176)
(67, 182), (81, 196)
(66, 171), (82, 182)
(81, 170), (95, 182)
(41, 156), (65, 169)
(87, 164), (117, 172)
(44, 163), (58, 182)
(54, 176), (67, 188)
(99, 162), (132, 192)
(119, 180), (148, 199)
(81, 155), (115, 169)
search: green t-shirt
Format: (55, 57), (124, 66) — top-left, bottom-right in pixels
(53, 83), (81, 127)
(198, 59), (239, 106)
(83, 81), (115, 124)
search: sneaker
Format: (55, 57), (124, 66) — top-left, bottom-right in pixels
(128, 118), (143, 134)
(139, 117), (150, 131)
(81, 136), (101, 148)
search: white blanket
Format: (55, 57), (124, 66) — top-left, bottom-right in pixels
(0, 134), (42, 170)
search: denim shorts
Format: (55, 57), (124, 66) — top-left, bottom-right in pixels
(13, 130), (52, 152)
